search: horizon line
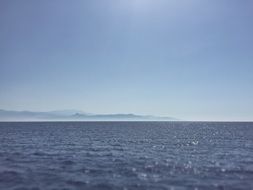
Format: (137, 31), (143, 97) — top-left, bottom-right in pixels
(0, 120), (252, 123)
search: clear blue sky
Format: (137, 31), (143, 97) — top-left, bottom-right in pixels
(1, 0), (253, 121)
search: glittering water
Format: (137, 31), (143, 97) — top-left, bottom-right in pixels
(0, 122), (253, 190)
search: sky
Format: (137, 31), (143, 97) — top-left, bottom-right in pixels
(0, 0), (253, 121)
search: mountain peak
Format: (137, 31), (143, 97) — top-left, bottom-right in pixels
(0, 109), (178, 121)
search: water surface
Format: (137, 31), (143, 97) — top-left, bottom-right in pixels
(0, 122), (252, 190)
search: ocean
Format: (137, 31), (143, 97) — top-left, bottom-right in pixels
(0, 122), (252, 190)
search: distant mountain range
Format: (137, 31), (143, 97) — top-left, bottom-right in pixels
(0, 109), (177, 121)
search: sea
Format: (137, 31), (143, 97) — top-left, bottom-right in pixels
(0, 122), (252, 190)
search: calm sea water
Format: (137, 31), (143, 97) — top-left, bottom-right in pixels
(0, 122), (252, 190)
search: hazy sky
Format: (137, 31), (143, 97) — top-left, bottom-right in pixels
(1, 0), (253, 121)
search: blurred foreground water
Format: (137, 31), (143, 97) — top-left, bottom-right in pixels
(0, 122), (253, 190)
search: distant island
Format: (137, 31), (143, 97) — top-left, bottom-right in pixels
(0, 109), (178, 121)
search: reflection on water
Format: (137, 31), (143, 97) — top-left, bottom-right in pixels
(0, 122), (253, 190)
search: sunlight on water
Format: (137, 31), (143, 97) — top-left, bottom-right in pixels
(0, 122), (253, 190)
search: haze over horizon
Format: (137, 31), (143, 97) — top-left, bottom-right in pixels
(1, 0), (253, 121)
